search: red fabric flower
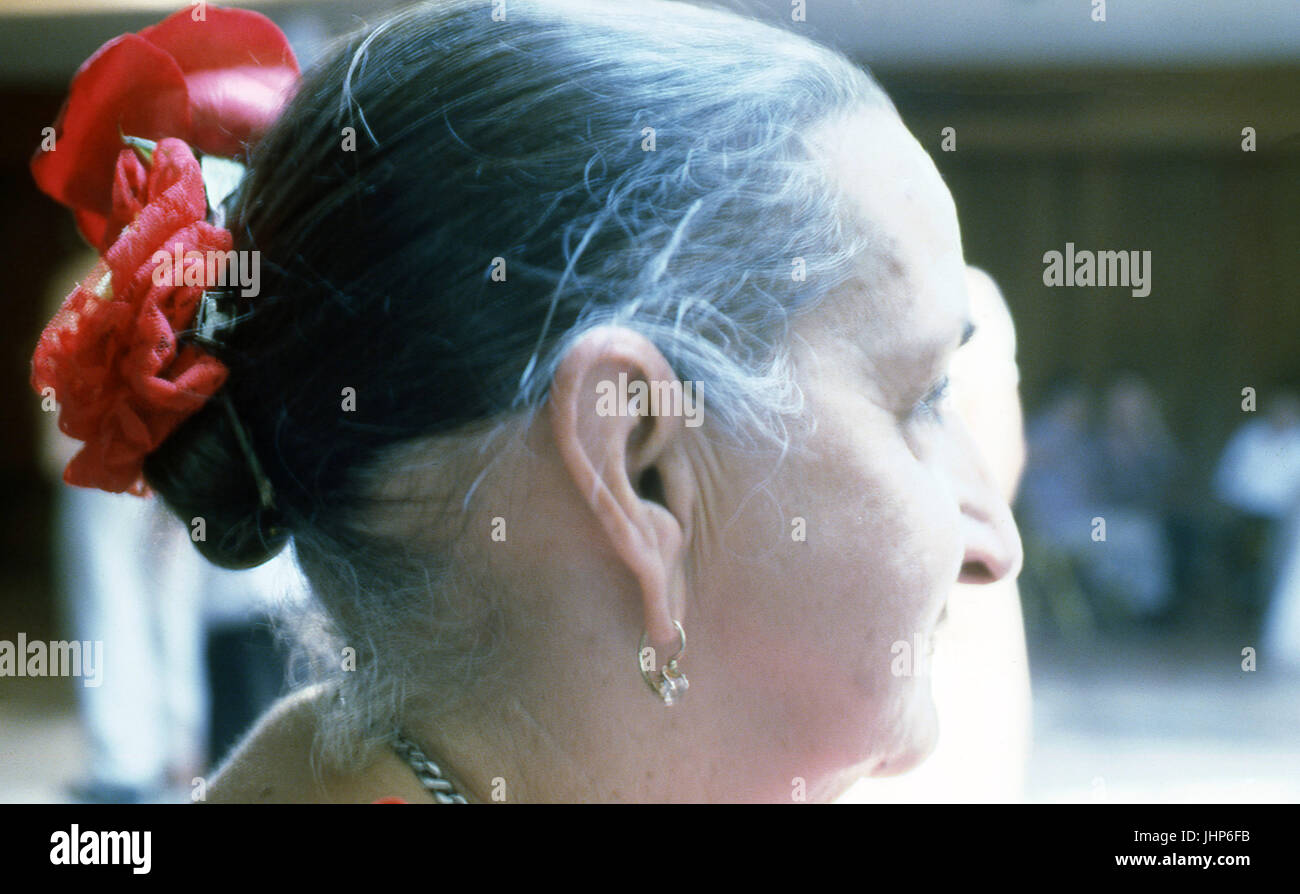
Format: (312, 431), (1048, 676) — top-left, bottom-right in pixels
(30, 6), (298, 250)
(32, 138), (232, 495)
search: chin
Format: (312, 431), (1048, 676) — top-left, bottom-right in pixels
(868, 690), (939, 778)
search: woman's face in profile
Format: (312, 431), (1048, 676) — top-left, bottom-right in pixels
(688, 109), (1022, 795)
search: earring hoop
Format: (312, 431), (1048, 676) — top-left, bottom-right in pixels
(638, 620), (689, 705)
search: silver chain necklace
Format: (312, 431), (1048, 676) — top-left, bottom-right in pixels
(392, 733), (468, 804)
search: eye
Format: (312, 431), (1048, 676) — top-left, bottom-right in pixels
(909, 375), (951, 423)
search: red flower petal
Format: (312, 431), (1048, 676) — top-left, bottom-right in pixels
(139, 7), (299, 79)
(31, 6), (300, 250)
(73, 208), (109, 253)
(30, 34), (189, 244)
(184, 67), (301, 157)
(105, 145), (149, 250)
(102, 139), (211, 290)
(140, 7), (300, 156)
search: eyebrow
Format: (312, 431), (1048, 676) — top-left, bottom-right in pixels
(892, 318), (977, 371)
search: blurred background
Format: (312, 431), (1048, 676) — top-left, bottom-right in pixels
(1, 0), (1297, 803)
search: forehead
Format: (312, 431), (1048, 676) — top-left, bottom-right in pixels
(807, 108), (969, 361)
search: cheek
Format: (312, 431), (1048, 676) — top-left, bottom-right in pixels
(806, 474), (952, 774)
(707, 406), (961, 771)
(818, 432), (957, 729)
(809, 407), (965, 638)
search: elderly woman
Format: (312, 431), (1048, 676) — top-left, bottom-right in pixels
(34, 0), (1021, 803)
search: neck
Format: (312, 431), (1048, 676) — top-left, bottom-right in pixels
(404, 687), (601, 804)
(399, 666), (845, 803)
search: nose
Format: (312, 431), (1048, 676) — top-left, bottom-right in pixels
(946, 417), (1024, 585)
(957, 494), (1023, 584)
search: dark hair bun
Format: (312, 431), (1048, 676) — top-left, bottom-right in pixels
(143, 396), (289, 570)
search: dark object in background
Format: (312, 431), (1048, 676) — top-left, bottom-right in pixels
(205, 617), (287, 770)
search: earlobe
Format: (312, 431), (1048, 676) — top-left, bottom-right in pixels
(547, 326), (694, 646)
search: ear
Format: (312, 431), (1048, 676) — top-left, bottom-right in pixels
(547, 325), (696, 647)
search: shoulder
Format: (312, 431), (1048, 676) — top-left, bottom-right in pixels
(205, 684), (432, 804)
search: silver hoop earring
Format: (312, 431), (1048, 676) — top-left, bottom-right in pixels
(638, 620), (689, 705)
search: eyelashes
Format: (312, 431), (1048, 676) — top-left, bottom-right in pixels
(910, 374), (951, 423)
(902, 324), (973, 428)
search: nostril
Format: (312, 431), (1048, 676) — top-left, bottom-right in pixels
(959, 560), (996, 585)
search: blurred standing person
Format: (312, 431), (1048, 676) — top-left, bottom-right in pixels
(44, 409), (304, 796)
(1214, 391), (1300, 665)
(1085, 375), (1180, 622)
(1214, 391), (1300, 557)
(1014, 371), (1103, 632)
(1262, 496), (1300, 669)
(1017, 376), (1095, 553)
(1096, 375), (1180, 513)
(36, 253), (206, 802)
